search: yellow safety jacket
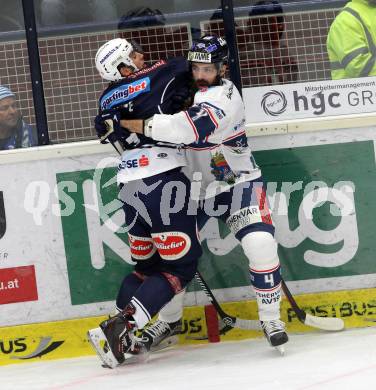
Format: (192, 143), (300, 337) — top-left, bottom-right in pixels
(327, 0), (376, 79)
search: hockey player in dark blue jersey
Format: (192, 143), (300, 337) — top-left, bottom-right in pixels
(87, 38), (202, 369)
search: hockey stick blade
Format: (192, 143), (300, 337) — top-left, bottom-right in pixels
(195, 272), (261, 331)
(281, 279), (344, 331)
(304, 313), (344, 331)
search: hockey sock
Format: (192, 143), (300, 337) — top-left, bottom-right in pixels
(130, 273), (176, 329)
(116, 272), (144, 310)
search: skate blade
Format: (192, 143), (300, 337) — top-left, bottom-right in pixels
(122, 350), (150, 364)
(88, 328), (150, 368)
(87, 327), (120, 369)
(150, 335), (178, 352)
(275, 344), (285, 355)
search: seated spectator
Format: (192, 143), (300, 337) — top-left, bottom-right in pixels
(0, 86), (38, 150)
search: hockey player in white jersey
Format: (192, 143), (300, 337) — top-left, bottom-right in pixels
(124, 34), (288, 353)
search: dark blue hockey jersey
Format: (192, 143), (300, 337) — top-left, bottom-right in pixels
(98, 57), (191, 181)
(98, 57), (190, 119)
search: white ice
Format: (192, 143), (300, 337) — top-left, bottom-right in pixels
(1, 327), (376, 390)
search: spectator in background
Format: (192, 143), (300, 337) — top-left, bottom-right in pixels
(326, 0), (376, 79)
(118, 6), (165, 30)
(0, 86), (37, 150)
(242, 0), (298, 86)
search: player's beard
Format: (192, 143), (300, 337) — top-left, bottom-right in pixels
(195, 79), (210, 88)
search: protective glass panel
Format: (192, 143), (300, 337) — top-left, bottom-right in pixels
(0, 0), (38, 151)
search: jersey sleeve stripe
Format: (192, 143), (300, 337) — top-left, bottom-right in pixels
(202, 106), (219, 128)
(184, 110), (199, 142)
(223, 130), (246, 142)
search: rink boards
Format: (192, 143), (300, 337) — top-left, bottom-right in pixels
(1, 108), (376, 366)
(1, 287), (376, 366)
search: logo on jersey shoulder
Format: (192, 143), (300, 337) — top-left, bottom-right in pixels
(120, 154), (150, 169)
(226, 83), (233, 100)
(128, 60), (166, 78)
(128, 234), (156, 260)
(202, 102), (225, 120)
(100, 77), (150, 110)
(152, 232), (191, 260)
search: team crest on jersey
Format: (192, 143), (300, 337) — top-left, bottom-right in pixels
(210, 151), (239, 184)
(151, 232), (191, 260)
(100, 77), (150, 110)
(201, 102), (225, 120)
(128, 234), (156, 260)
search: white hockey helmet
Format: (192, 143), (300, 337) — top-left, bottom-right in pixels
(95, 38), (141, 81)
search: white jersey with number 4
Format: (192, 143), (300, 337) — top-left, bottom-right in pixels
(150, 79), (261, 199)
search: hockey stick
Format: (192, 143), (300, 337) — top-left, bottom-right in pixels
(195, 271), (261, 331)
(196, 271), (345, 332)
(281, 279), (344, 331)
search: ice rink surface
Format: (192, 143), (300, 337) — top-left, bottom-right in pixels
(1, 326), (376, 390)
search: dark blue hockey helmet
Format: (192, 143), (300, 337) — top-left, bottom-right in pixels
(187, 35), (228, 64)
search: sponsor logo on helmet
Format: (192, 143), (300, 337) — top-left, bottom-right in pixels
(152, 232), (191, 260)
(188, 52), (211, 63)
(157, 153), (168, 158)
(99, 45), (120, 64)
(206, 43), (218, 53)
(100, 77), (150, 110)
(128, 235), (156, 259)
(218, 37), (227, 46)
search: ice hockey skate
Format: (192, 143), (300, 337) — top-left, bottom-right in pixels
(261, 319), (288, 355)
(140, 319), (182, 352)
(87, 304), (149, 368)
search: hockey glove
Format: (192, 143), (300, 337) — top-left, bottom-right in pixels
(170, 86), (192, 112)
(94, 109), (121, 144)
(95, 110), (141, 149)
